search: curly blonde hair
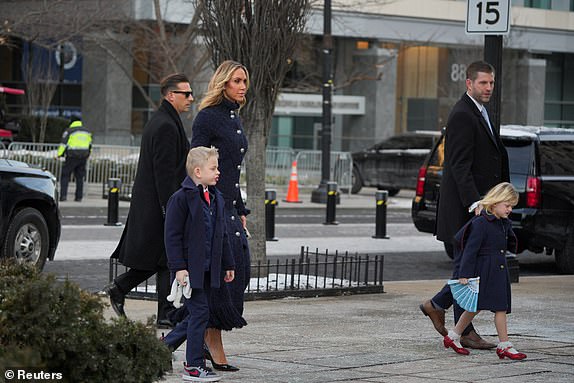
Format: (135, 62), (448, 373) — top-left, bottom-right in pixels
(480, 182), (519, 214)
(199, 60), (250, 111)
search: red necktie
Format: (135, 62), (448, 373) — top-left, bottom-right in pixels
(203, 188), (210, 205)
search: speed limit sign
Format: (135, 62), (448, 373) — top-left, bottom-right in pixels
(466, 0), (511, 34)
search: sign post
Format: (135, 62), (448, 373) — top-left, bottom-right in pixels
(466, 0), (511, 134)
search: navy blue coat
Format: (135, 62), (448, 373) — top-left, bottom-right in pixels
(190, 97), (250, 329)
(191, 98), (249, 216)
(164, 176), (235, 289)
(453, 211), (517, 313)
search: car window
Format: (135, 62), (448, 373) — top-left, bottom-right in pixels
(503, 139), (532, 176)
(539, 141), (574, 176)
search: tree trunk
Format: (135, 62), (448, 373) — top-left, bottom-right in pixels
(244, 106), (267, 264)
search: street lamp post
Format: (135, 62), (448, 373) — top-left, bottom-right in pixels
(311, 0), (334, 204)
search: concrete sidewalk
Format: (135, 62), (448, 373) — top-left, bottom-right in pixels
(107, 276), (574, 383)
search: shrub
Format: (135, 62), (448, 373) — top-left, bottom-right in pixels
(0, 261), (172, 383)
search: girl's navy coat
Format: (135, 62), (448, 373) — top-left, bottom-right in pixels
(453, 211), (517, 313)
(164, 176), (235, 289)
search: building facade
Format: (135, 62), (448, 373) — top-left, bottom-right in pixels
(1, 0), (572, 150)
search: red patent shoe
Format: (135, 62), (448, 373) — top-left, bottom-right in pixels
(496, 342), (527, 360)
(444, 334), (470, 355)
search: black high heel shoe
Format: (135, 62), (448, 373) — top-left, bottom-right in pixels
(204, 344), (240, 372)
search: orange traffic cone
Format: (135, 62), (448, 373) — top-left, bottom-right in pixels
(284, 161), (302, 203)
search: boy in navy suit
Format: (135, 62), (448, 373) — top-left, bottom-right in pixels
(163, 146), (235, 382)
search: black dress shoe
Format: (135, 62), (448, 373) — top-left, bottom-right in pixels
(156, 319), (175, 329)
(104, 283), (126, 317)
(204, 345), (240, 372)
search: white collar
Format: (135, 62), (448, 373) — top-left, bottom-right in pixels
(466, 92), (485, 113)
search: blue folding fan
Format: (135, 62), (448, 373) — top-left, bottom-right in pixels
(447, 277), (480, 312)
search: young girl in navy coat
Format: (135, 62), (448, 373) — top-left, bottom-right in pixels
(443, 182), (527, 360)
(163, 146), (235, 382)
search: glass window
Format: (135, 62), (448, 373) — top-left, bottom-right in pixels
(524, 0), (552, 9)
(539, 141), (574, 176)
(503, 139), (533, 193)
(504, 140), (533, 176)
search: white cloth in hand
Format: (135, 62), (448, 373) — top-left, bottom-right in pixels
(166, 276), (192, 308)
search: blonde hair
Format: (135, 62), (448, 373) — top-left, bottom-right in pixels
(199, 60), (249, 110)
(186, 146), (219, 176)
(480, 182), (519, 214)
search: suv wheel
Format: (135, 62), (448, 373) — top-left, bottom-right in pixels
(351, 166), (362, 194)
(2, 207), (49, 270)
(555, 235), (574, 274)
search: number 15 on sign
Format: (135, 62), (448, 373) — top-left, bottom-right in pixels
(466, 0), (511, 35)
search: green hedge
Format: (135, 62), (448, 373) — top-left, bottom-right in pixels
(0, 261), (172, 383)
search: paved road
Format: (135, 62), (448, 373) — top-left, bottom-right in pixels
(50, 189), (560, 294)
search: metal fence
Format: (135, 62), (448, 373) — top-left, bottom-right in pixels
(294, 150), (353, 192)
(108, 247), (384, 301)
(246, 247), (384, 300)
(1, 142), (352, 197)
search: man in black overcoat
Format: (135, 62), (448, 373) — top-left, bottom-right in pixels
(105, 73), (194, 327)
(419, 61), (510, 349)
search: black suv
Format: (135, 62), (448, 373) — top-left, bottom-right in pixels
(0, 159), (61, 270)
(351, 133), (438, 195)
(412, 126), (574, 274)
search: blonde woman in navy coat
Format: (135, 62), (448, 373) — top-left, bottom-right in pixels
(191, 60), (250, 371)
(443, 182), (527, 360)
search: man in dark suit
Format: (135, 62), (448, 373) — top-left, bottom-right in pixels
(104, 73), (194, 327)
(419, 61), (509, 349)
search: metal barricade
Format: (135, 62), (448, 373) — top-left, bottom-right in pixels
(5, 142), (139, 199)
(265, 146), (296, 187)
(294, 150), (353, 193)
(0, 141), (7, 158)
(4, 142), (352, 197)
(6, 142), (62, 176)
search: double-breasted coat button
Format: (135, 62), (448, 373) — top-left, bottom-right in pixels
(236, 129), (241, 134)
(231, 216), (235, 221)
(240, 148), (245, 153)
(500, 265), (505, 269)
(237, 165), (241, 170)
(500, 250), (504, 254)
(233, 200), (237, 205)
(235, 231), (241, 237)
(235, 183), (239, 188)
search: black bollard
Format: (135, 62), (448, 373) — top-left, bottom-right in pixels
(104, 178), (122, 226)
(265, 189), (278, 241)
(373, 190), (390, 239)
(324, 181), (339, 225)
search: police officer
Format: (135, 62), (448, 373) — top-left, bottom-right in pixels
(57, 117), (92, 202)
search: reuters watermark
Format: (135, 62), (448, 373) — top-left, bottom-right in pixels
(4, 368), (63, 381)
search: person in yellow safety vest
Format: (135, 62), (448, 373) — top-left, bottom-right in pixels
(57, 118), (92, 202)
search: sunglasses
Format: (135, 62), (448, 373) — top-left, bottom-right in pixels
(172, 90), (193, 98)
